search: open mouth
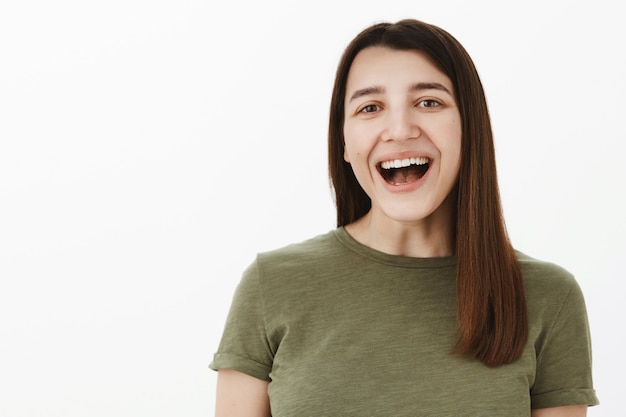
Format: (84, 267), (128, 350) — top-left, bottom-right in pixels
(378, 157), (430, 185)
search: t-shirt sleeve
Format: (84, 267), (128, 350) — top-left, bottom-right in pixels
(530, 278), (599, 409)
(209, 259), (273, 381)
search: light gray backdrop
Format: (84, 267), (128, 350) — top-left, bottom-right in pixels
(1, 0), (623, 415)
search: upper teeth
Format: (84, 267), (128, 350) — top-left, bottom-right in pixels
(381, 157), (429, 170)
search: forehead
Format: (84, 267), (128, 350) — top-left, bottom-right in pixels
(346, 47), (453, 94)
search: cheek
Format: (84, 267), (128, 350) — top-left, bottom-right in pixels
(342, 125), (360, 163)
(343, 137), (352, 163)
(344, 147), (363, 164)
(439, 123), (462, 174)
(342, 123), (350, 162)
(448, 120), (462, 160)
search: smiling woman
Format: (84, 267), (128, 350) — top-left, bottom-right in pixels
(210, 19), (599, 417)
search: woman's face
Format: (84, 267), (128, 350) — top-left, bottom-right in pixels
(343, 47), (462, 226)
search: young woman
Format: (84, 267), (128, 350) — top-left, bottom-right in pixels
(210, 19), (599, 416)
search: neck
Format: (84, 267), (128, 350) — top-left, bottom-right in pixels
(344, 204), (455, 258)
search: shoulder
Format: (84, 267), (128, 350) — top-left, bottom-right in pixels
(256, 229), (345, 269)
(245, 229), (348, 287)
(515, 251), (587, 320)
(241, 229), (351, 312)
(516, 251), (577, 292)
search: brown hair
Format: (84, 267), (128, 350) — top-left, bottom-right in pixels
(328, 19), (528, 366)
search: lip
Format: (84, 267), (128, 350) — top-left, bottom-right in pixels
(374, 151), (433, 193)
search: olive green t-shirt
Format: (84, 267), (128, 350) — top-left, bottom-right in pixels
(210, 228), (598, 416)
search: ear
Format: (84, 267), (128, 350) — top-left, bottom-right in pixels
(343, 138), (350, 163)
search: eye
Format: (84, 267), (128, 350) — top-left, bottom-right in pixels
(417, 99), (441, 108)
(359, 104), (380, 113)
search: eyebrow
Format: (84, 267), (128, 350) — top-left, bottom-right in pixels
(348, 82), (452, 102)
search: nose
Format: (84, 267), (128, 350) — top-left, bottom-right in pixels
(381, 108), (420, 142)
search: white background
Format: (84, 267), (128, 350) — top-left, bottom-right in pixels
(1, 0), (624, 416)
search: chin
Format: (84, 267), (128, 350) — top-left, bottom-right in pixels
(376, 199), (453, 226)
(379, 206), (435, 224)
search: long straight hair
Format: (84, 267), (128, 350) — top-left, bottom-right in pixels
(328, 19), (528, 366)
